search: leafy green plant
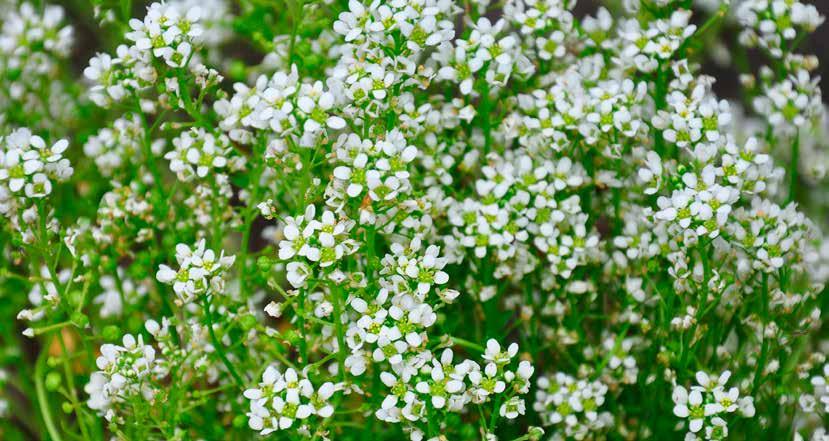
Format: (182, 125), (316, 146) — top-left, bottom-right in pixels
(1, 0), (828, 440)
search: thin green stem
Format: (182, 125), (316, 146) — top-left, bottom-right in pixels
(479, 68), (493, 155)
(788, 130), (800, 204)
(287, 0), (304, 65)
(328, 281), (348, 383)
(35, 344), (63, 441)
(296, 288), (309, 363)
(202, 294), (245, 387)
(448, 335), (485, 353)
(58, 335), (92, 440)
(30, 321), (73, 336)
(238, 139), (265, 301)
(752, 273), (770, 396)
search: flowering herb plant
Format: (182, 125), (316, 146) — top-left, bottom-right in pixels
(1, 0), (829, 440)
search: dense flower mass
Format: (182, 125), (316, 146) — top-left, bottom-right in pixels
(2, 0), (829, 440)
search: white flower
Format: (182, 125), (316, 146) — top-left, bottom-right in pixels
(244, 366), (334, 435)
(705, 416), (728, 440)
(24, 173), (51, 198)
(673, 386), (705, 433)
(500, 396), (526, 419)
(155, 239), (235, 302)
(674, 371), (753, 438)
(84, 334), (160, 419)
(297, 81), (345, 132)
(277, 205), (358, 275)
(638, 151), (663, 195)
(165, 128), (233, 181)
(0, 129), (71, 200)
(483, 339), (518, 366)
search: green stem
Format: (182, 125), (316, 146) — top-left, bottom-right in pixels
(479, 71), (493, 155)
(788, 130), (800, 204)
(752, 273), (770, 396)
(58, 335), (91, 440)
(329, 281), (348, 383)
(296, 288), (309, 363)
(287, 0), (304, 65)
(693, 5), (727, 40)
(488, 394), (502, 431)
(449, 335), (485, 353)
(202, 294), (245, 387)
(653, 66), (669, 158)
(35, 344), (63, 441)
(697, 240), (711, 316)
(238, 140), (265, 301)
(30, 321), (73, 336)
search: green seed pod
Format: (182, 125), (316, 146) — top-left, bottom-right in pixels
(283, 329), (301, 346)
(257, 256), (275, 271)
(70, 312), (89, 328)
(45, 371), (61, 391)
(102, 325), (121, 342)
(67, 290), (84, 308)
(229, 60), (246, 82)
(240, 314), (257, 331)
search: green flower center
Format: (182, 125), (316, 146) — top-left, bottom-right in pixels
(481, 377), (497, 392)
(282, 402), (298, 419)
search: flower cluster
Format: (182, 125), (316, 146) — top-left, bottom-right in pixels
(672, 371), (755, 440)
(737, 0), (825, 58)
(374, 340), (534, 437)
(85, 2), (206, 106)
(85, 334), (162, 422)
(165, 127), (240, 181)
(0, 2), (75, 128)
(156, 239), (236, 303)
(446, 151), (595, 281)
(534, 372), (612, 440)
(753, 66), (824, 136)
(83, 114), (148, 177)
(329, 129), (418, 204)
(0, 128), (71, 228)
(215, 65), (345, 148)
(267, 204), (359, 287)
(0, 128), (70, 198)
(244, 366), (339, 435)
(3, 0), (829, 440)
